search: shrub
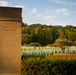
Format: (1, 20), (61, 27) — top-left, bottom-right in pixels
(29, 42), (41, 47)
(73, 41), (76, 46)
(21, 58), (76, 75)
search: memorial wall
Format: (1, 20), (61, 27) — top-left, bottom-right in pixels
(0, 7), (22, 75)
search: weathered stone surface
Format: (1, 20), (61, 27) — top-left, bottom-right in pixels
(0, 7), (22, 21)
(0, 7), (22, 75)
(0, 21), (21, 34)
(0, 59), (21, 72)
(0, 46), (21, 58)
(0, 72), (21, 75)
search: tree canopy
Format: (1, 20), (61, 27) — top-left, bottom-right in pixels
(21, 23), (76, 46)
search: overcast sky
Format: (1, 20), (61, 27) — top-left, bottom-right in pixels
(0, 0), (76, 26)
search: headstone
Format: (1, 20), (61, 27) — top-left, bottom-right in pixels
(0, 7), (22, 75)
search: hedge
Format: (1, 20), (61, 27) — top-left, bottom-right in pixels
(22, 58), (76, 75)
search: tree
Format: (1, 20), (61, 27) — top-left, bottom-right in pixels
(37, 26), (45, 46)
(21, 22), (28, 27)
(53, 38), (73, 47)
(73, 41), (76, 46)
(21, 23), (76, 46)
(22, 34), (31, 45)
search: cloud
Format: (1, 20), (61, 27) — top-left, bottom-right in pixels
(46, 8), (70, 16)
(46, 10), (53, 14)
(50, 0), (76, 5)
(14, 6), (25, 9)
(31, 8), (37, 14)
(23, 7), (71, 25)
(56, 8), (70, 16)
(0, 0), (10, 6)
(23, 8), (57, 25)
(37, 14), (56, 22)
(0, 0), (25, 9)
(48, 10), (53, 13)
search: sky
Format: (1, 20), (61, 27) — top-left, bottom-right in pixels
(0, 0), (76, 26)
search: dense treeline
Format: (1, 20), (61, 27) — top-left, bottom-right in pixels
(22, 22), (76, 46)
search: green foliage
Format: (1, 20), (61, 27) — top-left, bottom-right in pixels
(22, 58), (76, 75)
(73, 41), (76, 46)
(53, 38), (73, 47)
(29, 42), (41, 47)
(22, 22), (28, 27)
(22, 34), (31, 45)
(21, 22), (76, 46)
